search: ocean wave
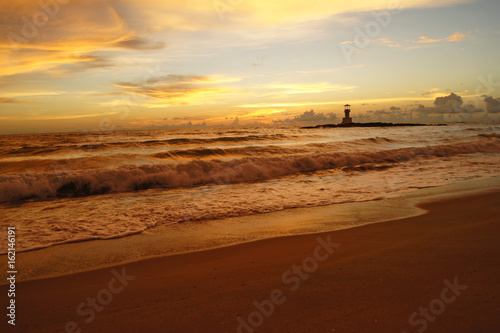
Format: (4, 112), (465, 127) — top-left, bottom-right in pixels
(478, 133), (500, 139)
(3, 146), (66, 156)
(357, 137), (396, 144)
(151, 145), (299, 159)
(0, 134), (289, 157)
(305, 136), (397, 149)
(1, 138), (499, 203)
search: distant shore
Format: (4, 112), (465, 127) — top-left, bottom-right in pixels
(301, 122), (447, 129)
(4, 185), (500, 332)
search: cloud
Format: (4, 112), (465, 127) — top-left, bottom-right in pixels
(422, 88), (441, 96)
(0, 0), (168, 77)
(376, 38), (401, 48)
(415, 36), (441, 44)
(0, 0), (476, 79)
(229, 116), (240, 126)
(140, 75), (211, 85)
(433, 92), (463, 112)
(0, 89), (65, 98)
(2, 1), (128, 48)
(413, 93), (483, 117)
(354, 93), (488, 123)
(484, 96), (500, 113)
(355, 93), (489, 124)
(415, 32), (467, 44)
(0, 97), (34, 104)
(447, 32), (467, 41)
(112, 37), (167, 50)
(48, 54), (114, 74)
(278, 109), (337, 125)
(113, 74), (235, 106)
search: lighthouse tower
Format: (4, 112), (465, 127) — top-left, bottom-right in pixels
(341, 104), (352, 125)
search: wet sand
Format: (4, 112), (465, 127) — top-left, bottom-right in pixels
(9, 176), (500, 283)
(3, 189), (500, 332)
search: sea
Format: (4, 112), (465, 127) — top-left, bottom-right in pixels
(1, 122), (499, 254)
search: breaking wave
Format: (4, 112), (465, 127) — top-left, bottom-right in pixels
(1, 139), (499, 203)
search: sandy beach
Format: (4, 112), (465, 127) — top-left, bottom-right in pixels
(3, 188), (499, 333)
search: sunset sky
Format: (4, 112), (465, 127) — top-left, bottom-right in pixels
(1, 0), (499, 133)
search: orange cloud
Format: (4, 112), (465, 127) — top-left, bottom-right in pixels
(416, 36), (441, 43)
(0, 97), (34, 104)
(0, 0), (474, 79)
(415, 32), (467, 44)
(112, 75), (236, 107)
(446, 32), (467, 41)
(0, 0), (166, 77)
(376, 38), (402, 47)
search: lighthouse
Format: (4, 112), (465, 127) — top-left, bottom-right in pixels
(341, 104), (352, 125)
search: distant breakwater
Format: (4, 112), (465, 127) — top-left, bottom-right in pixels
(301, 122), (447, 129)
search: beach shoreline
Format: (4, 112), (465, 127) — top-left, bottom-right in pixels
(2, 175), (500, 285)
(2, 181), (499, 332)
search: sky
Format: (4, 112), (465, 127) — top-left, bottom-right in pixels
(1, 0), (499, 134)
